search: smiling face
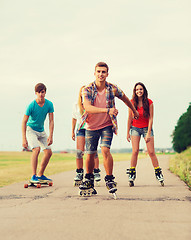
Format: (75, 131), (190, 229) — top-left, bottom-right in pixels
(94, 66), (108, 83)
(135, 84), (144, 98)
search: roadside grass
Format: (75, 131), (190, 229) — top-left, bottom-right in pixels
(0, 151), (145, 187)
(169, 147), (191, 189)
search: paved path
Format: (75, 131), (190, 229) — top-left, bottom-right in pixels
(0, 155), (191, 240)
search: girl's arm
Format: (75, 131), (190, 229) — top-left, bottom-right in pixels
(145, 103), (154, 143)
(22, 115), (29, 148)
(127, 108), (133, 142)
(72, 118), (77, 141)
(48, 112), (54, 146)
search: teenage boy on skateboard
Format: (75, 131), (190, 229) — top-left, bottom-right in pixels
(22, 83), (54, 184)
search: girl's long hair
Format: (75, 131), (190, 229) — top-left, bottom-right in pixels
(132, 82), (150, 118)
(78, 85), (85, 115)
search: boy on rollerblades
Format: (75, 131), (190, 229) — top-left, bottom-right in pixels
(78, 62), (139, 198)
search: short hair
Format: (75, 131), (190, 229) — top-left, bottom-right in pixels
(95, 62), (109, 72)
(35, 83), (47, 93)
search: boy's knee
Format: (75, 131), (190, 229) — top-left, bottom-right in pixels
(102, 147), (111, 157)
(44, 149), (52, 157)
(32, 147), (40, 154)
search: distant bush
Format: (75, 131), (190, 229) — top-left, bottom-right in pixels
(172, 103), (191, 153)
(169, 147), (191, 189)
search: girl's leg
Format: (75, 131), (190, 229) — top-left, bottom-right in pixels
(146, 137), (159, 168)
(31, 147), (40, 175)
(76, 136), (85, 169)
(130, 136), (141, 168)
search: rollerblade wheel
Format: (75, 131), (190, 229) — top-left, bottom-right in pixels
(129, 181), (134, 187)
(161, 181), (164, 187)
(113, 192), (117, 200)
(24, 184), (28, 188)
(79, 190), (83, 196)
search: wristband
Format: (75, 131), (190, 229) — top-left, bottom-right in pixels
(107, 108), (110, 114)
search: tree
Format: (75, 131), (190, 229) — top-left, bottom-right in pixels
(172, 103), (191, 153)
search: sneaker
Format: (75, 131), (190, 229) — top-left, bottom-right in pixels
(30, 175), (40, 184)
(37, 175), (52, 183)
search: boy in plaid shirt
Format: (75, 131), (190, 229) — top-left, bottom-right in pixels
(79, 62), (139, 196)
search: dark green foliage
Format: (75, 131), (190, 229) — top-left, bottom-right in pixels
(172, 103), (191, 153)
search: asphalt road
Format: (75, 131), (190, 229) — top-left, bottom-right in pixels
(0, 155), (191, 240)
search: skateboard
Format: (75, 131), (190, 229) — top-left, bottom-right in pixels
(24, 180), (53, 188)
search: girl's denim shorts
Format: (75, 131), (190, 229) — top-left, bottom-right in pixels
(130, 126), (154, 138)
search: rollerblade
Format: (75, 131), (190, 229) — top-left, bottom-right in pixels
(155, 167), (164, 186)
(94, 168), (101, 186)
(126, 167), (136, 187)
(74, 168), (84, 187)
(105, 175), (117, 200)
(79, 173), (97, 197)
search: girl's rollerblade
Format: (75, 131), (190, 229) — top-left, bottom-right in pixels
(74, 168), (84, 186)
(94, 168), (101, 186)
(155, 167), (164, 186)
(126, 167), (136, 187)
(79, 173), (97, 197)
(105, 175), (117, 200)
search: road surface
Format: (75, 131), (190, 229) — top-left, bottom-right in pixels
(0, 155), (191, 240)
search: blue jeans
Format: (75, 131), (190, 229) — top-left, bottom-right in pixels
(130, 126), (154, 138)
(85, 126), (113, 154)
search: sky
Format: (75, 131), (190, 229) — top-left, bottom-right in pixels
(0, 0), (190, 151)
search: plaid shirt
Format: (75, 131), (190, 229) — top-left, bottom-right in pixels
(78, 81), (125, 135)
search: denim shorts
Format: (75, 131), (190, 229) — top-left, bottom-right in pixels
(130, 126), (154, 138)
(76, 129), (85, 137)
(85, 126), (113, 154)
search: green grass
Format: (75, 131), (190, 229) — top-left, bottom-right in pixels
(169, 147), (191, 189)
(1, 151), (144, 187)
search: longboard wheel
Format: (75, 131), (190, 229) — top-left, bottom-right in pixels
(48, 182), (53, 186)
(36, 183), (41, 188)
(24, 184), (28, 188)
